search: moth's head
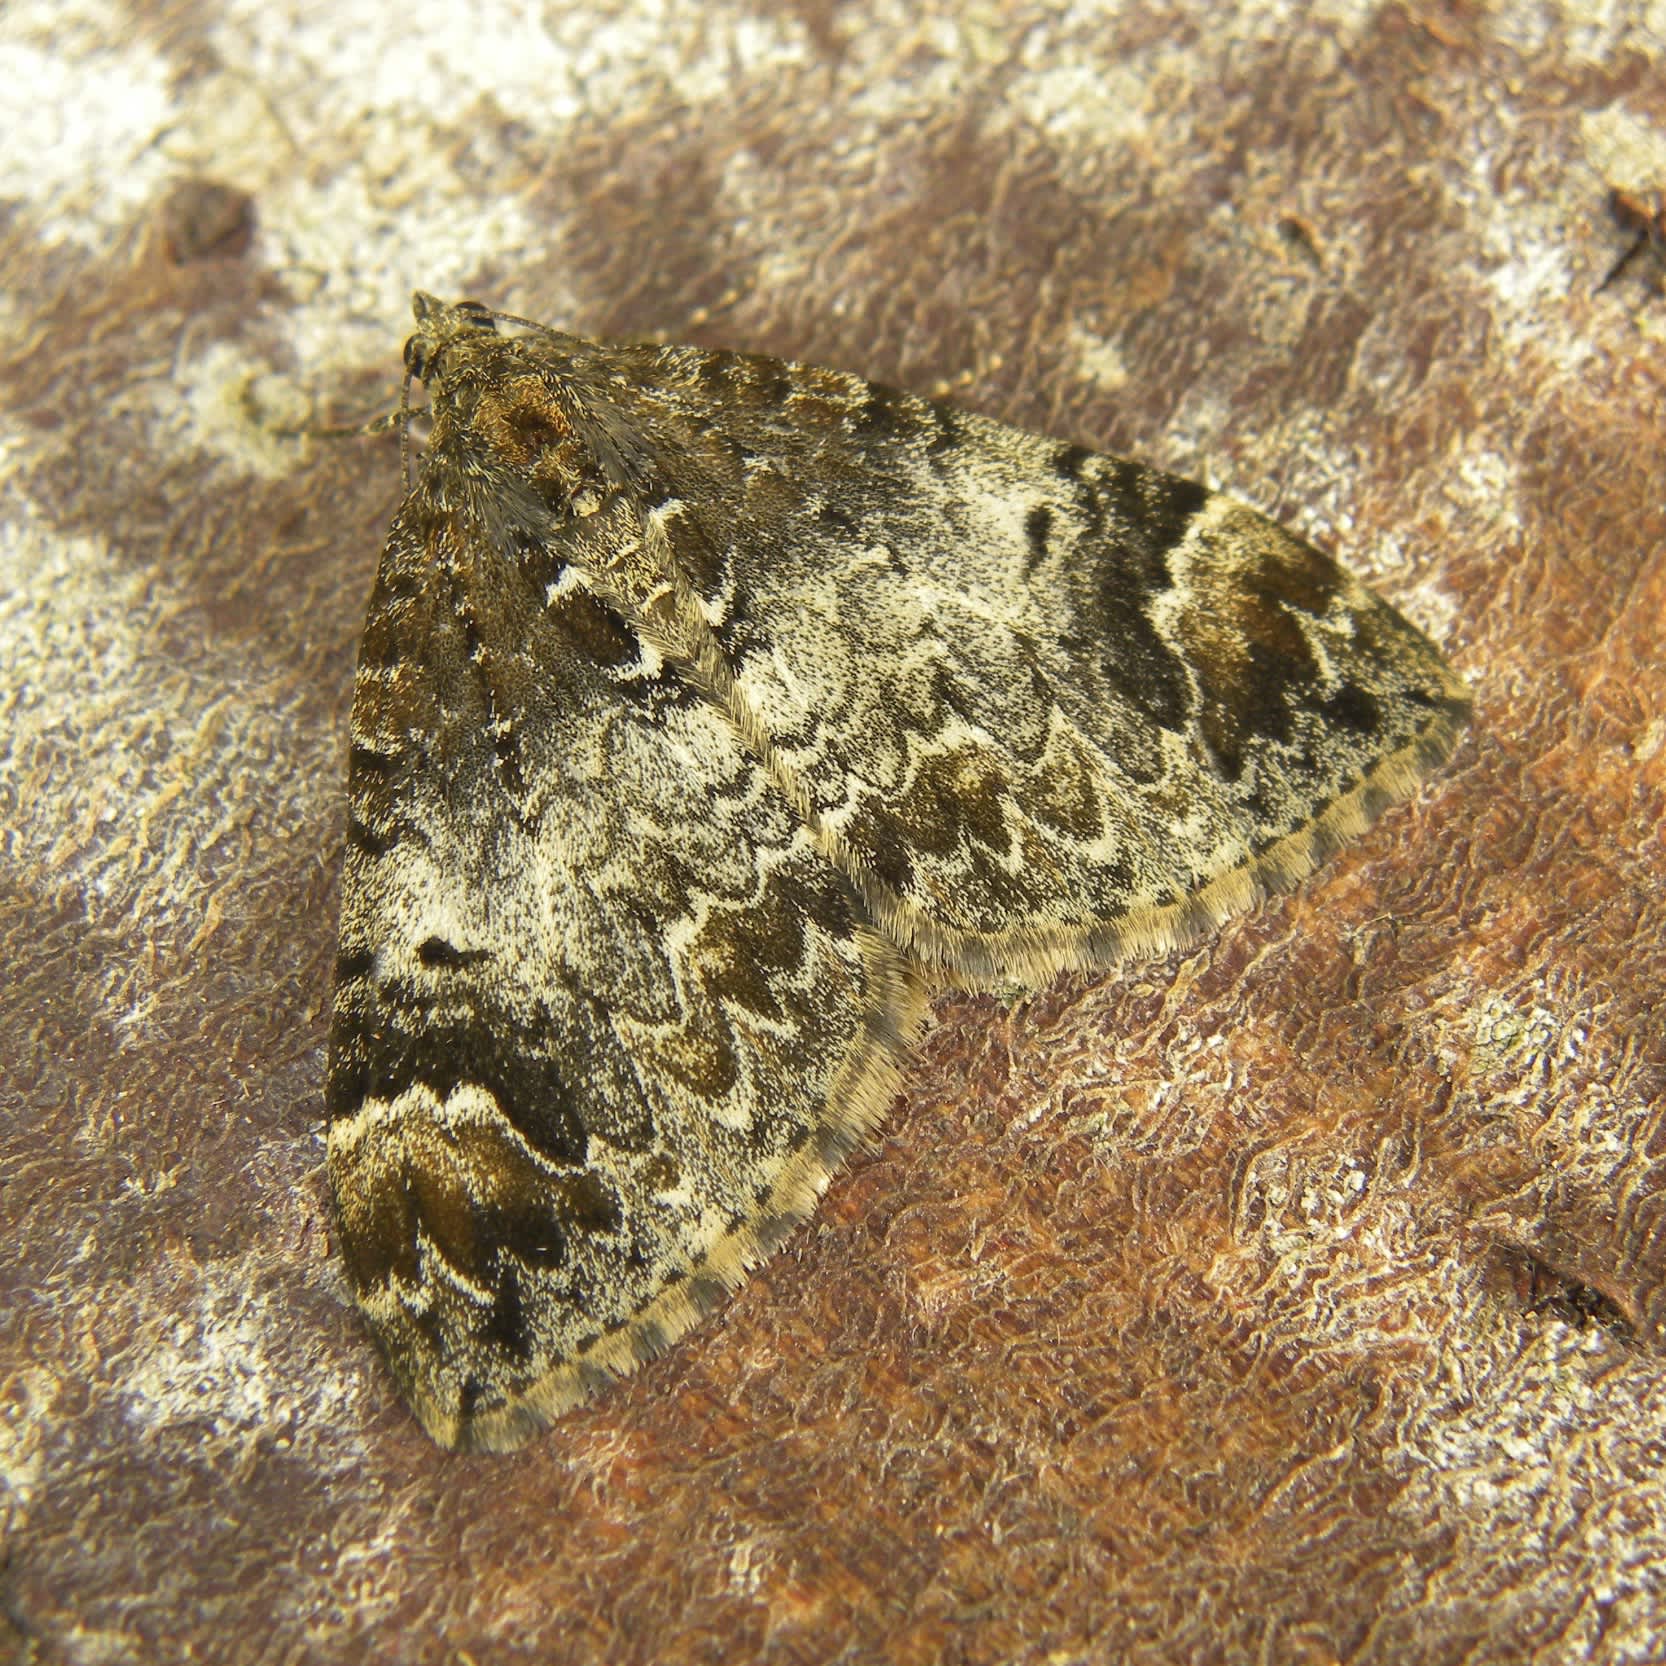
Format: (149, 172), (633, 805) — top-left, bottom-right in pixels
(402, 292), (498, 384)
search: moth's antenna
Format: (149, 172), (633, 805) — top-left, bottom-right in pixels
(272, 305), (432, 471)
(399, 363), (415, 492)
(487, 304), (564, 338)
(270, 404), (402, 447)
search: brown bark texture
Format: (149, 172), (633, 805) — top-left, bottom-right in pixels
(2, 2), (1663, 1663)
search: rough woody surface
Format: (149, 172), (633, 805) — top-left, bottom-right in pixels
(2, 2), (1663, 1662)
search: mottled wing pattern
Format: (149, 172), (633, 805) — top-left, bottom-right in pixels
(328, 464), (920, 1450)
(559, 348), (1471, 981)
(327, 298), (1468, 1449)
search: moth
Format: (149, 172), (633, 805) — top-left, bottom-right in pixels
(327, 293), (1470, 1450)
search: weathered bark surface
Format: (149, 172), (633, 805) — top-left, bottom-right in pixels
(3, 4), (1663, 1662)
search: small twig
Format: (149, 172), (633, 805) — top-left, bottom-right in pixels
(1596, 186), (1666, 293)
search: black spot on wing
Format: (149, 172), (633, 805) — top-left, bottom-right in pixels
(749, 357), (793, 407)
(477, 1263), (534, 1356)
(1024, 504), (1053, 573)
(1052, 442), (1093, 481)
(327, 998), (589, 1168)
(349, 744), (400, 779)
(1081, 604), (1194, 738)
(1091, 461), (1209, 578)
(1128, 468), (1210, 557)
(492, 726), (529, 799)
(347, 816), (398, 857)
(926, 402), (965, 453)
(417, 936), (492, 969)
(1319, 682), (1382, 735)
(854, 386), (907, 438)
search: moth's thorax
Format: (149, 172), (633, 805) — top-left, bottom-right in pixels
(422, 355), (611, 522)
(414, 340), (690, 644)
(440, 365), (589, 484)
